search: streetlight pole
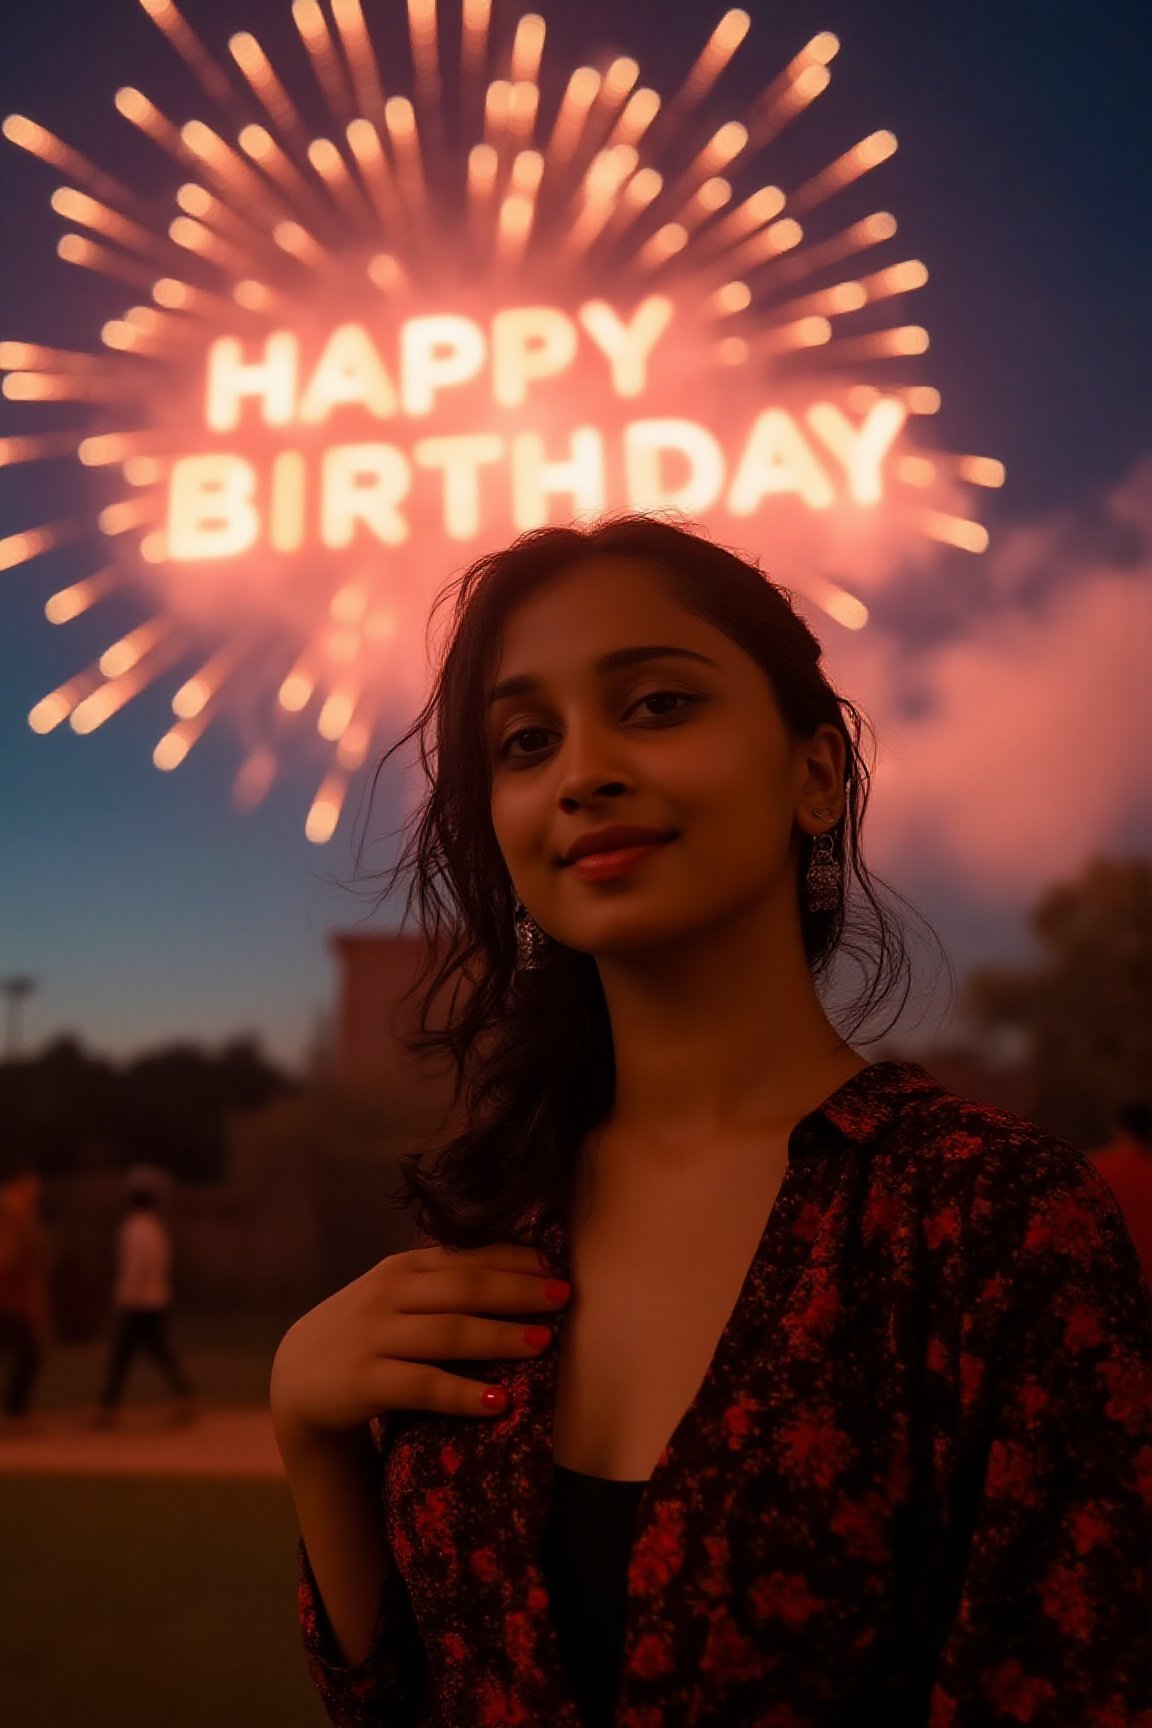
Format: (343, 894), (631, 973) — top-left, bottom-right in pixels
(1, 976), (37, 1060)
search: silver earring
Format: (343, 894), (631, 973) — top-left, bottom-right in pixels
(805, 807), (842, 913)
(513, 897), (548, 970)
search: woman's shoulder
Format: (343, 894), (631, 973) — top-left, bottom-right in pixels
(897, 1072), (1147, 1292)
(908, 1074), (1109, 1190)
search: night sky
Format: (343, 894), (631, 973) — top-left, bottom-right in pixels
(2, 0), (1149, 1067)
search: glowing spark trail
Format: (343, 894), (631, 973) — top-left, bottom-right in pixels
(0, 0), (1002, 840)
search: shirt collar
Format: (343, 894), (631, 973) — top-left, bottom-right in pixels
(786, 1058), (942, 1158)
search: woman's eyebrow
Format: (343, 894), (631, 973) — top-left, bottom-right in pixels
(486, 644), (718, 709)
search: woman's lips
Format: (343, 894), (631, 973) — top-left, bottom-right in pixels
(568, 838), (673, 881)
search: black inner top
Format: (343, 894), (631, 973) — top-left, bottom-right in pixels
(540, 1462), (648, 1728)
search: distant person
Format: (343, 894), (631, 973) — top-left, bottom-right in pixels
(89, 1184), (198, 1428)
(1089, 1102), (1152, 1291)
(0, 1161), (50, 1434)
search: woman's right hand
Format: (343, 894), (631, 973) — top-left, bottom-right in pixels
(269, 1240), (571, 1443)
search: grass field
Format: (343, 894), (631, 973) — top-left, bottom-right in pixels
(1, 1473), (332, 1728)
(4, 1311), (336, 1725)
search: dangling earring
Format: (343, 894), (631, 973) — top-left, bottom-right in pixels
(513, 897), (548, 971)
(805, 807), (842, 913)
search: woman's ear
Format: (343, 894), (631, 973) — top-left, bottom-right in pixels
(795, 724), (847, 824)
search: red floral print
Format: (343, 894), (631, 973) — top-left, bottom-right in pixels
(293, 1060), (1152, 1726)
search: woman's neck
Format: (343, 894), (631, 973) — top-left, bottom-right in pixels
(593, 893), (864, 1156)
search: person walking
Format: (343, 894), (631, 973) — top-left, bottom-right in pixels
(0, 1158), (50, 1435)
(1089, 1101), (1152, 1293)
(89, 1182), (198, 1428)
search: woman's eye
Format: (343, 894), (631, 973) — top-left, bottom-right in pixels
(497, 691), (699, 760)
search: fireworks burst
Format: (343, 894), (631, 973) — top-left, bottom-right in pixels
(1, 0), (1003, 841)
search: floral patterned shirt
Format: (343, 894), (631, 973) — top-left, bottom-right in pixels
(296, 1059), (1152, 1726)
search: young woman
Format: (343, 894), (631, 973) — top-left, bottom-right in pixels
(271, 516), (1152, 1728)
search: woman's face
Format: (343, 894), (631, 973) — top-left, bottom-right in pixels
(486, 554), (846, 958)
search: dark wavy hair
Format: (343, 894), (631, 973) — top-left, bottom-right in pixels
(361, 514), (952, 1254)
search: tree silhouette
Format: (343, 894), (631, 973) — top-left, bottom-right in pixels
(0, 1035), (295, 1181)
(961, 856), (1152, 1146)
